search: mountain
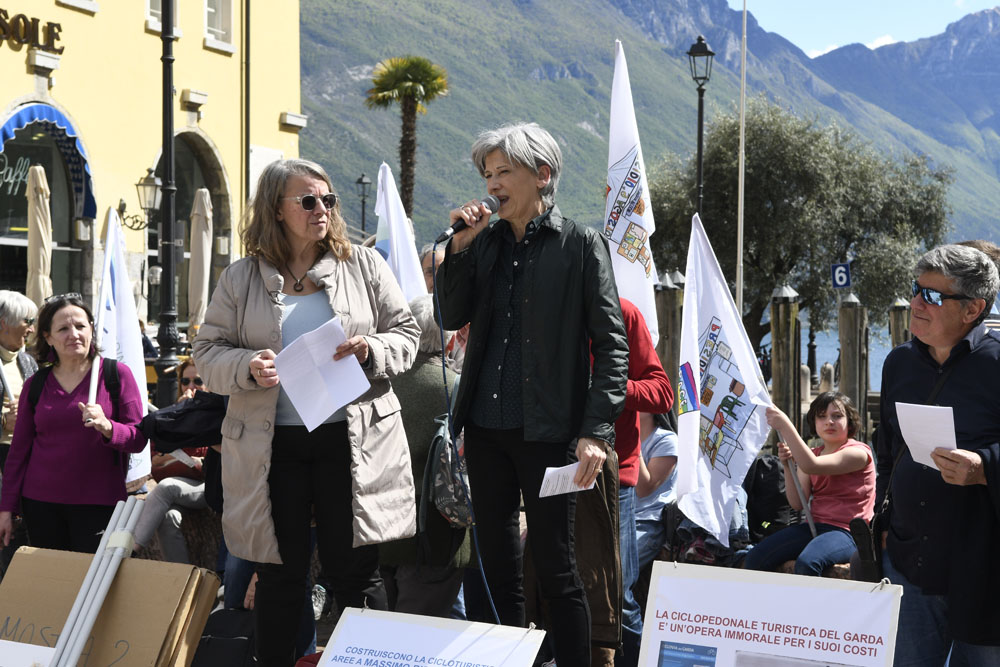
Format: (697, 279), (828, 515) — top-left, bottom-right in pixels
(300, 0), (1000, 244)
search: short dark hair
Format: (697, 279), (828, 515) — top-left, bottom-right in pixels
(805, 391), (861, 439)
(33, 294), (98, 365)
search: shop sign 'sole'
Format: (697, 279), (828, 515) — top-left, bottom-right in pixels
(0, 8), (65, 54)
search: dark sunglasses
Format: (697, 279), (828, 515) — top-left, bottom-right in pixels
(911, 280), (969, 307)
(283, 193), (338, 211)
(43, 292), (83, 304)
(180, 376), (204, 387)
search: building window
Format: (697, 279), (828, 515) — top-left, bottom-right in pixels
(206, 0), (232, 43)
(0, 125), (82, 295)
(147, 0), (182, 36)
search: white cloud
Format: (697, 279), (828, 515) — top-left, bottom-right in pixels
(867, 34), (897, 49)
(807, 44), (839, 58)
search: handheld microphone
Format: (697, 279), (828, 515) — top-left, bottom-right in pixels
(435, 195), (501, 244)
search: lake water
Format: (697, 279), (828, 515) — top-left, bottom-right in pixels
(793, 326), (893, 392)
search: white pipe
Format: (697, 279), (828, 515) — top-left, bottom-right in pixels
(787, 460), (818, 538)
(49, 498), (128, 667)
(63, 497), (143, 667)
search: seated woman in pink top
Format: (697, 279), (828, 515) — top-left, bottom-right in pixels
(0, 294), (146, 554)
(744, 391), (875, 576)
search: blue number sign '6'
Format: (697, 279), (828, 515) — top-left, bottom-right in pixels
(831, 262), (851, 289)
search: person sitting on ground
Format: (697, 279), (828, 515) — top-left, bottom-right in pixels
(744, 392), (874, 576)
(133, 358), (209, 563)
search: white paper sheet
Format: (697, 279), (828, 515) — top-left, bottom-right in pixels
(0, 639), (55, 666)
(273, 317), (371, 431)
(895, 402), (956, 469)
(538, 462), (597, 497)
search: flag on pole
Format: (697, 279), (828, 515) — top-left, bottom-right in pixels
(374, 162), (426, 302)
(675, 214), (770, 546)
(96, 207), (150, 483)
(605, 39), (659, 346)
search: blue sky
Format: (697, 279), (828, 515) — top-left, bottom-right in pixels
(725, 1), (1000, 57)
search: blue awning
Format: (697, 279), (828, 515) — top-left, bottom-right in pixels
(0, 103), (97, 219)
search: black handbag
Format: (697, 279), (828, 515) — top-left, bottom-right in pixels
(850, 365), (954, 582)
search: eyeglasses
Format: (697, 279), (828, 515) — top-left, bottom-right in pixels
(180, 376), (204, 387)
(282, 193), (338, 212)
(43, 292), (83, 304)
(22, 317), (35, 326)
(911, 280), (969, 306)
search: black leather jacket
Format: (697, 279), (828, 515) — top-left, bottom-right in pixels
(437, 206), (628, 444)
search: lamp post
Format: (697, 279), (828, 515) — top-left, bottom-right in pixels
(155, 0), (179, 409)
(355, 173), (372, 233)
(687, 35), (715, 217)
(118, 169), (163, 231)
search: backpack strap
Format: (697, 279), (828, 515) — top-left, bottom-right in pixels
(102, 357), (121, 421)
(27, 365), (53, 411)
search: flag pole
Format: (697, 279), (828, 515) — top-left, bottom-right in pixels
(786, 459), (818, 537)
(735, 0), (748, 315)
(88, 211), (116, 405)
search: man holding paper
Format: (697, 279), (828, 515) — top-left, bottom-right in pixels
(876, 244), (1000, 664)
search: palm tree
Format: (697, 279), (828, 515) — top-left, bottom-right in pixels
(365, 56), (449, 217)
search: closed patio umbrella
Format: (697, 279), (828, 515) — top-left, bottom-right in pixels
(186, 188), (212, 335)
(25, 165), (53, 307)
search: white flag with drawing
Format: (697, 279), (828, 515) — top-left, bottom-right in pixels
(675, 214), (770, 546)
(604, 39), (659, 346)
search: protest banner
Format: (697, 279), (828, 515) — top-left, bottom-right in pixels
(320, 608), (546, 667)
(675, 214), (769, 545)
(639, 562), (901, 666)
(374, 162), (426, 302)
(605, 39), (659, 345)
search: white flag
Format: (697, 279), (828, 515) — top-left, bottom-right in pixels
(97, 208), (150, 483)
(675, 214), (769, 546)
(605, 39), (659, 346)
(374, 162), (426, 302)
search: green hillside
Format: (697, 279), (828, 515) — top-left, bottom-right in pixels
(300, 0), (998, 245)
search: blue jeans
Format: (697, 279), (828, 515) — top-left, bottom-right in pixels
(636, 517), (666, 570)
(883, 550), (1000, 666)
(743, 522), (855, 576)
(618, 485), (641, 667)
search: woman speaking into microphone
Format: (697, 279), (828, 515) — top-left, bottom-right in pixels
(435, 122), (628, 665)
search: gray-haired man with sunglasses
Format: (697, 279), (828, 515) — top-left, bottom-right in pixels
(0, 290), (38, 581)
(876, 244), (1000, 665)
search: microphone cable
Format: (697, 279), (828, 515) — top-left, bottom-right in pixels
(430, 239), (501, 626)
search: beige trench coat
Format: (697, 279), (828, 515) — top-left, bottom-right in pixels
(192, 247), (419, 564)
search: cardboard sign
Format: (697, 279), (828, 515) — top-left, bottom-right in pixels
(320, 608), (546, 667)
(639, 562), (901, 667)
(0, 547), (219, 667)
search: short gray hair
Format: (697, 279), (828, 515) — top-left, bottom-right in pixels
(409, 294), (453, 354)
(915, 244), (1000, 325)
(470, 122), (562, 207)
(0, 290), (37, 329)
(419, 244), (444, 264)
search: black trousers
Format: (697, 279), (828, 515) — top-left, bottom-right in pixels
(464, 424), (591, 666)
(255, 422), (386, 667)
(20, 497), (115, 554)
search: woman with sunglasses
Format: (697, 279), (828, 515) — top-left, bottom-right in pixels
(193, 158), (419, 666)
(133, 358), (211, 563)
(0, 294), (146, 553)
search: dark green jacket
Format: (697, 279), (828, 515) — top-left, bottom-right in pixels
(437, 206), (628, 445)
(379, 353), (470, 568)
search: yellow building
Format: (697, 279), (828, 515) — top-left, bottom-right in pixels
(0, 0), (304, 326)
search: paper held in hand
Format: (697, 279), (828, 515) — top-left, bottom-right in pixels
(273, 317), (371, 431)
(539, 462), (596, 497)
(894, 402), (957, 469)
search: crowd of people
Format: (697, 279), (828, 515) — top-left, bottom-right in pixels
(0, 120), (998, 667)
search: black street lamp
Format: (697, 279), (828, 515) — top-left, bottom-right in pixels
(155, 0), (179, 408)
(118, 168), (163, 231)
(687, 35), (715, 217)
(355, 173), (372, 233)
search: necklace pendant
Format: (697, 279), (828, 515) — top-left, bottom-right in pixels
(293, 281), (304, 292)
